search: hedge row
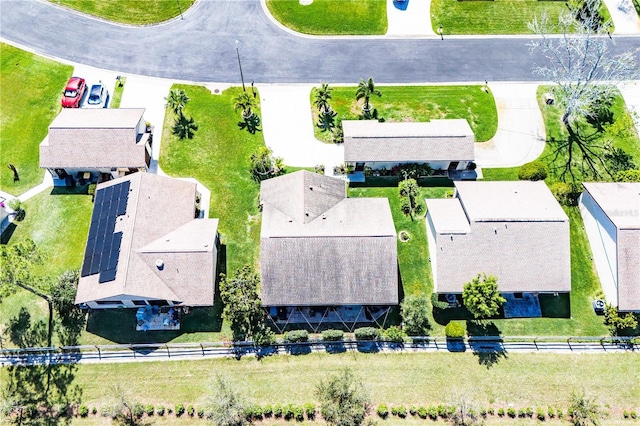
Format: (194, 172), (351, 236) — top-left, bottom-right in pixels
(375, 404), (575, 421)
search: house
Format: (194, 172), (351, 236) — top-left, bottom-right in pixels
(425, 181), (571, 298)
(259, 171), (398, 328)
(40, 108), (152, 186)
(75, 173), (219, 309)
(580, 182), (640, 312)
(342, 119), (475, 180)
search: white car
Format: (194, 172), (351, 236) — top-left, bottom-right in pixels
(86, 83), (109, 108)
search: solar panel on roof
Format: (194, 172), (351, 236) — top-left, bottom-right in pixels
(80, 182), (129, 281)
(98, 269), (117, 283)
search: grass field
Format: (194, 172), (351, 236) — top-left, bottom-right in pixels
(312, 85), (497, 143)
(536, 86), (640, 182)
(266, 0), (387, 35)
(0, 43), (72, 195)
(160, 85), (265, 274)
(16, 352), (639, 410)
(48, 0), (195, 25)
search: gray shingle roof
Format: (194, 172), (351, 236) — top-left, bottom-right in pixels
(260, 171), (398, 306)
(40, 108), (149, 169)
(426, 181), (570, 294)
(582, 183), (640, 229)
(75, 173), (218, 306)
(343, 119), (475, 162)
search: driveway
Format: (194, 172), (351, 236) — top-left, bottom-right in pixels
(386, 0), (433, 36)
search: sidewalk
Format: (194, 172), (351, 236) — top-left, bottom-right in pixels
(603, 0), (640, 34)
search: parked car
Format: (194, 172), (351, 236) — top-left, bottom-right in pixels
(61, 77), (86, 108)
(86, 83), (109, 108)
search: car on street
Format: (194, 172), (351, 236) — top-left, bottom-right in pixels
(61, 77), (86, 108)
(86, 82), (109, 108)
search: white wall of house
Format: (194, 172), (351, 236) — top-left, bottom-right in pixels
(425, 211), (439, 290)
(579, 192), (619, 306)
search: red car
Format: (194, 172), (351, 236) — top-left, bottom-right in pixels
(61, 77), (86, 108)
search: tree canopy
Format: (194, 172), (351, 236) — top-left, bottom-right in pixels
(315, 368), (370, 426)
(462, 273), (506, 319)
(400, 295), (431, 336)
(398, 178), (423, 221)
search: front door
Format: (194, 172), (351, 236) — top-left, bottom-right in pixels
(448, 161), (459, 171)
(355, 162), (365, 172)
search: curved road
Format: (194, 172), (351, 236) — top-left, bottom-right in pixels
(2, 0), (639, 83)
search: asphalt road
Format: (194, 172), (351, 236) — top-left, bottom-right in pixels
(1, 0), (639, 83)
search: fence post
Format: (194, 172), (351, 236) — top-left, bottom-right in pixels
(533, 337), (538, 351)
(166, 344), (171, 358)
(200, 343), (205, 356)
(95, 345), (101, 360)
(567, 337), (572, 351)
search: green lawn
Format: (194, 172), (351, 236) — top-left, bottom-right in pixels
(313, 85), (497, 143)
(266, 0), (387, 35)
(48, 0), (195, 25)
(160, 85), (265, 274)
(536, 86), (640, 182)
(20, 352), (640, 410)
(0, 43), (72, 195)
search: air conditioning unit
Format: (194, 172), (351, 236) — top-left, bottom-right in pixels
(592, 299), (605, 315)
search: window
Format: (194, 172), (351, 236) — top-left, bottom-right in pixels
(96, 300), (123, 306)
(132, 300), (147, 306)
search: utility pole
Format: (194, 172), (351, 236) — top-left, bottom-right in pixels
(235, 40), (246, 92)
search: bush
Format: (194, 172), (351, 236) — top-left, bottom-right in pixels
(624, 410), (629, 418)
(187, 405), (195, 417)
(377, 404), (389, 419)
(507, 407), (516, 418)
(354, 327), (380, 341)
(537, 407), (546, 420)
(293, 405), (304, 422)
(402, 295), (433, 335)
(409, 406), (418, 416)
(631, 410), (637, 419)
(518, 407), (526, 418)
(132, 403), (144, 419)
(304, 402), (316, 420)
(283, 404), (295, 421)
(246, 405), (263, 421)
(480, 407), (487, 417)
(263, 404), (273, 418)
(383, 326), (406, 343)
(175, 403), (185, 417)
(395, 406), (407, 418)
(391, 406), (399, 416)
(322, 329), (344, 341)
(445, 321), (466, 338)
(417, 406), (428, 419)
(91, 407), (97, 415)
(88, 183), (97, 196)
(498, 407), (505, 417)
(615, 169), (640, 182)
(143, 404), (154, 416)
(273, 404), (283, 418)
(526, 406), (533, 418)
(547, 406), (555, 418)
(550, 182), (581, 206)
(198, 407), (205, 418)
(78, 405), (89, 418)
(427, 405), (438, 420)
(430, 293), (450, 310)
(488, 407), (495, 415)
(99, 406), (112, 417)
(518, 161), (548, 181)
(284, 329), (309, 343)
(156, 405), (165, 416)
(437, 404), (449, 419)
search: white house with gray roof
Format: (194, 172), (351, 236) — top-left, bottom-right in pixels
(75, 173), (219, 310)
(342, 119), (475, 178)
(426, 181), (571, 295)
(260, 171), (398, 313)
(40, 108), (152, 186)
(580, 183), (640, 312)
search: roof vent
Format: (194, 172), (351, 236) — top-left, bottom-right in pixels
(309, 186), (313, 191)
(155, 259), (164, 270)
(322, 214), (326, 219)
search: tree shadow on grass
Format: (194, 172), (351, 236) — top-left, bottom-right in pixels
(3, 308), (82, 424)
(466, 320), (507, 369)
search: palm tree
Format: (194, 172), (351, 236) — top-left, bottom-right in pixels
(355, 77), (381, 113)
(317, 109), (337, 133)
(233, 92), (256, 119)
(165, 89), (190, 116)
(172, 113), (198, 140)
(238, 112), (261, 134)
(313, 83), (333, 113)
